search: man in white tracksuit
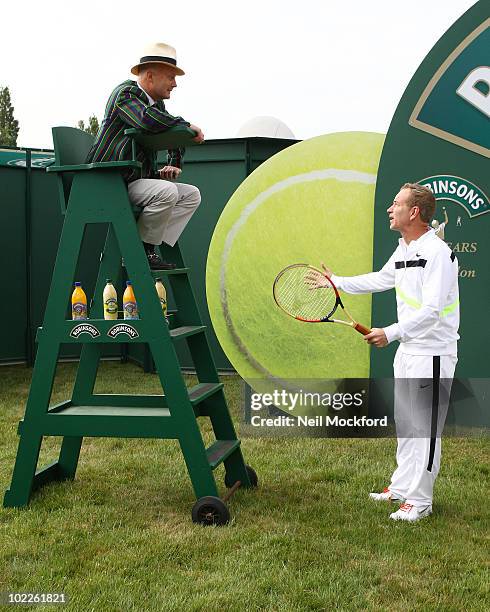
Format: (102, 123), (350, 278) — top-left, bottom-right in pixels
(321, 183), (459, 522)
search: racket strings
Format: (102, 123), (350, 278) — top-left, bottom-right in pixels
(274, 266), (336, 320)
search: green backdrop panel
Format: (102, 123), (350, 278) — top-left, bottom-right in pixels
(0, 139), (297, 368)
(0, 166), (27, 362)
(372, 1), (489, 379)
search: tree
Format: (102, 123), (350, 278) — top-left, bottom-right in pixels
(0, 86), (20, 147)
(77, 114), (100, 136)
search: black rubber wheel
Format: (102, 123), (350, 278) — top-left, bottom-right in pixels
(191, 496), (230, 526)
(224, 464), (259, 489)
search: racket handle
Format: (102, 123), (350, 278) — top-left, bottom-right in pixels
(354, 323), (371, 335)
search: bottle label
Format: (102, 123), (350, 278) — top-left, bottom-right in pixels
(72, 302), (87, 320)
(123, 301), (139, 320)
(104, 298), (118, 315)
(159, 297), (168, 316)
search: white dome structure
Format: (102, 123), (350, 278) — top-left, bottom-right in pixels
(236, 116), (295, 139)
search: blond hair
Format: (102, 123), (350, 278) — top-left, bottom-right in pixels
(401, 183), (436, 223)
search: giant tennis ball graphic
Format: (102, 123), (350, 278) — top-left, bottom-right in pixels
(206, 132), (384, 389)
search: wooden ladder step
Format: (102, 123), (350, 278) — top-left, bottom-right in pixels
(206, 439), (241, 469)
(187, 382), (223, 405)
(170, 325), (205, 340)
(23, 404), (175, 439)
(150, 268), (189, 276)
(47, 405), (171, 417)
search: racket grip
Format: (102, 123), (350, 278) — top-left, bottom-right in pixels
(354, 323), (371, 335)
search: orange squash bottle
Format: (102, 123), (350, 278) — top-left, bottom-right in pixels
(71, 282), (87, 320)
(123, 281), (138, 320)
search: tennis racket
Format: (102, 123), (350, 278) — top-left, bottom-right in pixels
(273, 263), (371, 335)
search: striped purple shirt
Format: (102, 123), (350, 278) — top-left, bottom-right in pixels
(86, 80), (190, 182)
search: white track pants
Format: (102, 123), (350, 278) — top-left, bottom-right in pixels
(128, 179), (201, 247)
(389, 348), (457, 507)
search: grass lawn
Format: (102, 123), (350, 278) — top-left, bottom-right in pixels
(0, 362), (488, 611)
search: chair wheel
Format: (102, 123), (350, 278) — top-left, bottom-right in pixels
(224, 464), (258, 488)
(192, 496), (230, 526)
(245, 465), (259, 487)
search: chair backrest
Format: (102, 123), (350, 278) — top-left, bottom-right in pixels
(52, 126), (95, 212)
(52, 126), (95, 165)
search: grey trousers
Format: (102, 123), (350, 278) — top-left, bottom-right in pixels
(128, 179), (201, 247)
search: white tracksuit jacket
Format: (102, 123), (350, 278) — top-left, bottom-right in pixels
(331, 228), (459, 356)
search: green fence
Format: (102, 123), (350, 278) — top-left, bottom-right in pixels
(1, 148), (53, 364)
(0, 138), (297, 370)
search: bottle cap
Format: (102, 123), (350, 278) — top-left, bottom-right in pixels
(126, 280), (131, 286)
(74, 282), (81, 286)
(106, 278), (113, 284)
(155, 277), (162, 282)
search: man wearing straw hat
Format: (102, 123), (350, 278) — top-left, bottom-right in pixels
(87, 42), (204, 270)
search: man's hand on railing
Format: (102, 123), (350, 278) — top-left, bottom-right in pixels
(189, 124), (205, 143)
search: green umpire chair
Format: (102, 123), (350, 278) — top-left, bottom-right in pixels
(3, 126), (257, 525)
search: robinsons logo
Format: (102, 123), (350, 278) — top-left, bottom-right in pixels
(420, 175), (489, 218)
(107, 324), (139, 339)
(70, 324), (100, 338)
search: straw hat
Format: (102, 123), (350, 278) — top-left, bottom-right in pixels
(131, 42), (185, 76)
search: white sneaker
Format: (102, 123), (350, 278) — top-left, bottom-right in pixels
(390, 503), (432, 522)
(369, 487), (405, 503)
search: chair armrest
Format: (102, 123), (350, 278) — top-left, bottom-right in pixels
(46, 160), (142, 173)
(124, 127), (197, 151)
